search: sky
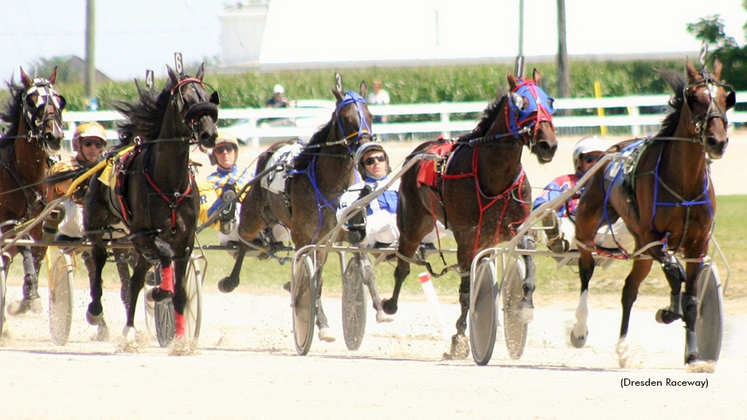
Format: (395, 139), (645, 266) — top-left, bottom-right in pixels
(1, 0), (746, 83)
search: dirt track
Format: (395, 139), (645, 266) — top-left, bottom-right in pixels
(1, 134), (746, 419)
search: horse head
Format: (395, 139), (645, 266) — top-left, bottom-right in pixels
(683, 59), (734, 159)
(19, 67), (65, 154)
(331, 72), (373, 154)
(166, 63), (219, 150)
(506, 68), (557, 163)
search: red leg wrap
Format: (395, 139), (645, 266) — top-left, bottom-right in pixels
(160, 265), (174, 293)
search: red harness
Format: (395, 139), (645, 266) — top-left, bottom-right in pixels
(440, 145), (530, 256)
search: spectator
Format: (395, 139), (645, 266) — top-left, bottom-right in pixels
(366, 79), (390, 124)
(533, 136), (634, 253)
(266, 84), (290, 108)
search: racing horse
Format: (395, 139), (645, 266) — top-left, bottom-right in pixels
(571, 59), (733, 365)
(0, 67), (65, 315)
(381, 69), (558, 358)
(221, 73), (373, 342)
(84, 63), (218, 343)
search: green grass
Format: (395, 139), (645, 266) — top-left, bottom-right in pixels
(8, 195), (745, 301)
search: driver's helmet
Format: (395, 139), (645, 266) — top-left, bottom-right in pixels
(73, 122), (107, 152)
(572, 136), (608, 169)
(354, 142), (390, 180)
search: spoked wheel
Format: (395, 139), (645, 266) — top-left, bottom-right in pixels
(47, 247), (75, 346)
(151, 264), (175, 348)
(695, 263), (724, 362)
(0, 259), (7, 338)
(502, 257), (528, 360)
(469, 257), (498, 366)
(342, 254), (367, 351)
(182, 257), (204, 344)
(292, 254), (316, 356)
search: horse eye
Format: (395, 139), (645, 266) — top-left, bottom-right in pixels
(512, 94), (525, 110)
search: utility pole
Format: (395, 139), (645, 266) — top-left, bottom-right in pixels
(556, 0), (571, 99)
(85, 0), (96, 100)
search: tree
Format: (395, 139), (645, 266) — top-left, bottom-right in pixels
(687, 2), (747, 89)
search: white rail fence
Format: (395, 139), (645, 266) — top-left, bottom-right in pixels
(61, 92), (747, 147)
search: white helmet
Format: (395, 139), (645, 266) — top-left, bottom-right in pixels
(572, 136), (608, 168)
(273, 84), (285, 94)
(354, 142), (390, 179)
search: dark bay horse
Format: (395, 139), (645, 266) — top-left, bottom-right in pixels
(382, 70), (558, 358)
(223, 73), (373, 342)
(84, 63), (218, 343)
(571, 59), (733, 365)
(0, 67), (65, 315)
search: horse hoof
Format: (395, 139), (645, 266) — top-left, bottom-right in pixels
(443, 334), (469, 360)
(149, 287), (174, 303)
(217, 277), (238, 294)
(515, 304), (534, 323)
(570, 326), (588, 348)
(7, 297), (43, 316)
(376, 309), (394, 323)
(685, 352), (701, 365)
(382, 298), (398, 315)
(282, 281), (291, 293)
(95, 322), (110, 342)
(655, 308), (681, 324)
(318, 327), (336, 342)
(122, 326), (137, 342)
(86, 309), (103, 326)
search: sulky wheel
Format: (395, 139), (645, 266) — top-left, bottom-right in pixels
(182, 257), (204, 344)
(694, 263), (724, 362)
(0, 258), (6, 338)
(292, 254), (317, 356)
(47, 247), (75, 346)
(150, 264), (175, 348)
(342, 254), (367, 351)
(502, 257), (528, 360)
(469, 257), (498, 366)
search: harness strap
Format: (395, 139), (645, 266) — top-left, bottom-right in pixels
(144, 172), (194, 234)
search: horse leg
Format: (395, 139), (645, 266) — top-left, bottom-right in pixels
(444, 272), (471, 360)
(359, 254), (393, 323)
(615, 258), (654, 366)
(119, 255), (149, 342)
(8, 246), (42, 314)
(314, 252), (334, 342)
(516, 234), (536, 323)
(654, 253), (686, 324)
(571, 248), (595, 348)
(217, 243), (247, 293)
(171, 257), (190, 339)
(381, 238), (420, 315)
(682, 261), (701, 364)
(85, 243), (110, 341)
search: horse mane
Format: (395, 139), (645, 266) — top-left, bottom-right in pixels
(0, 80), (26, 149)
(293, 118), (334, 170)
(656, 70), (686, 139)
(456, 92), (507, 142)
(114, 79), (176, 142)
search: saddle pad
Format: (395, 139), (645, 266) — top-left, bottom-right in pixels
(99, 145), (136, 188)
(260, 142), (303, 194)
(416, 140), (456, 189)
(604, 139), (645, 184)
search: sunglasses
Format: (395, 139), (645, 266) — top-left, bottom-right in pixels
(214, 145), (236, 154)
(581, 154), (600, 164)
(363, 155), (386, 166)
(82, 140), (105, 149)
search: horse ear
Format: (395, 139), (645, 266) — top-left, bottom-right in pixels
(20, 67), (32, 88)
(360, 80), (367, 99)
(685, 59), (699, 83)
(713, 58), (723, 80)
(48, 66), (58, 85)
(196, 62), (205, 81)
(166, 65), (179, 85)
(332, 72), (343, 102)
(532, 68), (541, 85)
(507, 72), (518, 90)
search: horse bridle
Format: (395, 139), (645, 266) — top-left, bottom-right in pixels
(684, 71), (735, 145)
(506, 79), (556, 145)
(21, 78), (65, 147)
(170, 77), (219, 143)
(333, 91), (372, 154)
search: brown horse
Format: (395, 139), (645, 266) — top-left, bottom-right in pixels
(222, 73), (373, 343)
(0, 67), (65, 315)
(84, 63), (218, 344)
(571, 59), (734, 365)
(382, 70), (558, 358)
